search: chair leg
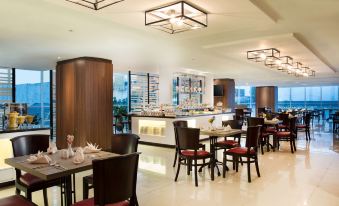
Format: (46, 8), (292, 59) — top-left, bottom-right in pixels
(290, 139), (294, 153)
(222, 152), (226, 178)
(15, 188), (20, 195)
(175, 158), (181, 182)
(72, 174), (76, 202)
(255, 158), (260, 177)
(194, 158), (198, 187)
(261, 140), (264, 155)
(83, 177), (89, 200)
(247, 157), (251, 183)
(173, 148), (178, 168)
(187, 160), (191, 175)
(235, 156), (239, 172)
(293, 139), (297, 151)
(26, 191), (32, 201)
(43, 188), (48, 206)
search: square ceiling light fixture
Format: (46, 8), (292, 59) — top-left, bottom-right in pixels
(247, 48), (280, 63)
(145, 1), (208, 34)
(66, 0), (124, 10)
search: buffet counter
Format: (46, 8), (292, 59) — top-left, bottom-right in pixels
(0, 127), (50, 185)
(131, 112), (234, 147)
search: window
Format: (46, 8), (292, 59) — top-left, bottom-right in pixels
(113, 73), (129, 115)
(0, 68), (13, 129)
(235, 86), (256, 115)
(15, 69), (50, 127)
(278, 86), (339, 110)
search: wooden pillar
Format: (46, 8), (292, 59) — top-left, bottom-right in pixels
(56, 57), (113, 150)
(213, 78), (235, 109)
(255, 86), (278, 113)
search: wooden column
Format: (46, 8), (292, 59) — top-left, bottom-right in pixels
(213, 78), (235, 109)
(255, 86), (278, 113)
(56, 57), (113, 150)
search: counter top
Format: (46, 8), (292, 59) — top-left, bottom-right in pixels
(131, 112), (234, 119)
(0, 126), (51, 134)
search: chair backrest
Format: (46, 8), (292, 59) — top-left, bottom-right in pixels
(257, 107), (266, 115)
(235, 109), (244, 117)
(111, 134), (139, 155)
(247, 117), (264, 127)
(11, 134), (50, 157)
(304, 113), (311, 126)
(173, 121), (188, 147)
(245, 126), (261, 148)
(176, 127), (200, 151)
(279, 113), (289, 125)
(289, 117), (297, 133)
(222, 120), (243, 129)
(93, 153), (140, 206)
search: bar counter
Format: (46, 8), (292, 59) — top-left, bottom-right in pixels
(131, 112), (234, 147)
(0, 127), (50, 185)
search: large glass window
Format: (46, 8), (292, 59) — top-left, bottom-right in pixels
(113, 73), (129, 115)
(235, 86), (256, 115)
(278, 86), (339, 110)
(15, 70), (50, 127)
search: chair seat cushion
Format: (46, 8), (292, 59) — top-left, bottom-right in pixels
(276, 131), (291, 137)
(296, 124), (307, 128)
(0, 195), (36, 206)
(19, 173), (44, 187)
(181, 150), (210, 157)
(72, 198), (129, 206)
(226, 147), (256, 155)
(215, 140), (239, 147)
(265, 127), (277, 133)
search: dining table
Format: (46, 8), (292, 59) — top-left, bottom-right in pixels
(200, 128), (244, 176)
(5, 150), (118, 206)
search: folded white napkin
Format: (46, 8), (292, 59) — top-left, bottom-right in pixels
(272, 118), (278, 121)
(225, 125), (232, 131)
(47, 142), (58, 154)
(264, 118), (268, 121)
(73, 147), (85, 164)
(27, 151), (51, 164)
(83, 142), (102, 154)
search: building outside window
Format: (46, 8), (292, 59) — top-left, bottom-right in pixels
(15, 69), (50, 127)
(113, 73), (129, 115)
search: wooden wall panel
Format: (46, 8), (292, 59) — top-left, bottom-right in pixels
(213, 79), (235, 109)
(255, 86), (278, 113)
(56, 57), (113, 150)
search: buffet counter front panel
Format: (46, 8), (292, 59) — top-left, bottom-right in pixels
(131, 113), (234, 147)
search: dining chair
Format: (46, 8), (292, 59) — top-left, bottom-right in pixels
(10, 134), (61, 206)
(172, 120), (205, 168)
(174, 127), (214, 187)
(82, 133), (140, 200)
(247, 117), (268, 155)
(278, 113), (289, 130)
(235, 109), (244, 121)
(223, 126), (261, 183)
(296, 113), (311, 140)
(74, 153), (140, 206)
(274, 117), (297, 153)
(0, 195), (37, 206)
(333, 112), (339, 133)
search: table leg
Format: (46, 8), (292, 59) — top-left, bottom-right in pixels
(210, 136), (221, 176)
(64, 175), (73, 206)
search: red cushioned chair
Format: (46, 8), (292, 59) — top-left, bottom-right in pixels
(73, 153), (140, 206)
(247, 117), (269, 155)
(11, 135), (62, 206)
(222, 126), (261, 183)
(274, 117), (297, 153)
(83, 134), (140, 202)
(0, 195), (37, 206)
(278, 113), (289, 130)
(172, 121), (205, 168)
(296, 113), (311, 141)
(174, 127), (214, 187)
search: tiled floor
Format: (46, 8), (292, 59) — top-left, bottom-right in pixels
(1, 122), (339, 206)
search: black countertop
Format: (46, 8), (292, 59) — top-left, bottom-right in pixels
(131, 112), (234, 119)
(0, 126), (51, 134)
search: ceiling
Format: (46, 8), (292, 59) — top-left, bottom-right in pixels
(0, 0), (338, 86)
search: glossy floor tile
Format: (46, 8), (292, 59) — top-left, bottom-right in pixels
(0, 123), (339, 206)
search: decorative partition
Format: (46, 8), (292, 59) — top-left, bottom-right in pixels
(173, 73), (205, 105)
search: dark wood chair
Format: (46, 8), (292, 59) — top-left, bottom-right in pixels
(235, 109), (244, 121)
(247, 117), (268, 155)
(278, 113), (289, 130)
(333, 112), (339, 133)
(10, 134), (61, 206)
(296, 113), (311, 140)
(223, 126), (261, 183)
(0, 195), (37, 206)
(172, 121), (205, 168)
(83, 134), (140, 200)
(174, 127), (214, 187)
(274, 117), (297, 153)
(74, 153), (140, 206)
